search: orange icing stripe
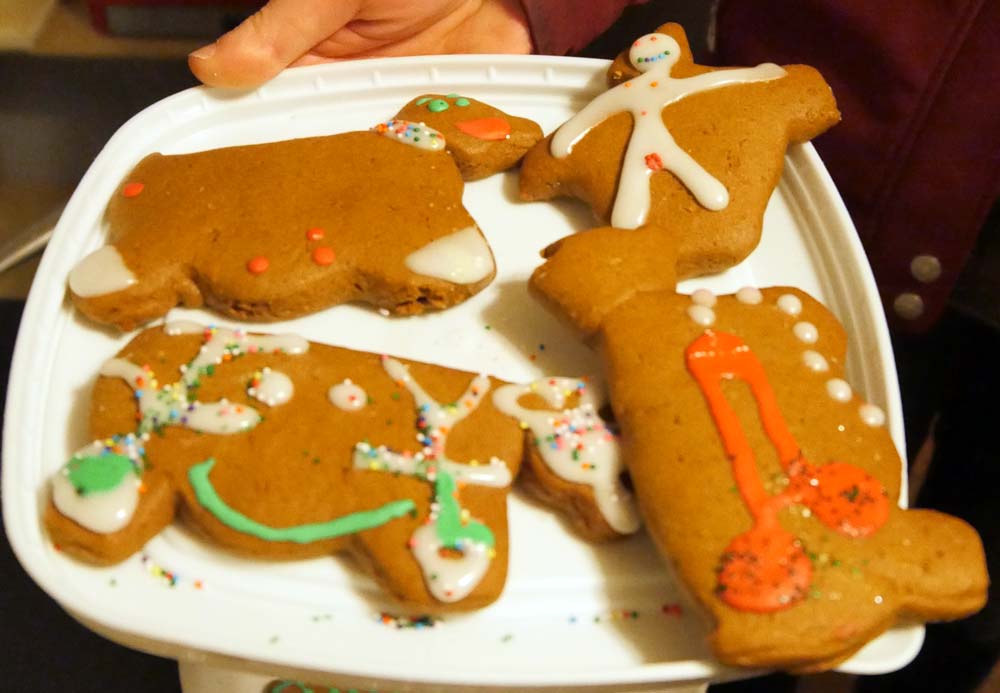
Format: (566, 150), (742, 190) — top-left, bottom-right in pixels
(685, 330), (889, 613)
(455, 117), (511, 141)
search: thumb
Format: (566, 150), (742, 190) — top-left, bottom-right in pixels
(189, 0), (362, 88)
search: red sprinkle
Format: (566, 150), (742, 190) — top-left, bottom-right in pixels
(123, 182), (145, 197)
(306, 227), (325, 241)
(645, 153), (664, 171)
(312, 246), (336, 266)
(247, 256), (270, 274)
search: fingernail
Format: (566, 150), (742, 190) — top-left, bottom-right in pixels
(189, 43), (216, 60)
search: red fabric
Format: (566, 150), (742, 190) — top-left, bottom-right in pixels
(715, 0), (1000, 333)
(520, 0), (647, 56)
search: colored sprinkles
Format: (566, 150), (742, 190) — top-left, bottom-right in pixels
(377, 612), (440, 629)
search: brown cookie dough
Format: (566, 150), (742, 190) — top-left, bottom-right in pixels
(594, 287), (986, 671)
(45, 322), (527, 611)
(395, 93), (543, 180)
(519, 23), (840, 279)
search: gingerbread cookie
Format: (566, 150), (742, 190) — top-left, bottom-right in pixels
(589, 287), (986, 671)
(519, 24), (840, 278)
(492, 376), (640, 541)
(395, 93), (544, 180)
(68, 98), (542, 331)
(45, 322), (529, 610)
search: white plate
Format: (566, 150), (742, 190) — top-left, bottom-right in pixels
(2, 55), (922, 690)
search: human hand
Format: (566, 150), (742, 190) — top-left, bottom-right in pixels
(188, 0), (533, 88)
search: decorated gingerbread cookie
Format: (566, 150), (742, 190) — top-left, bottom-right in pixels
(519, 23), (840, 278)
(576, 286), (986, 671)
(493, 375), (640, 541)
(68, 97), (542, 331)
(44, 323), (629, 608)
(395, 93), (544, 180)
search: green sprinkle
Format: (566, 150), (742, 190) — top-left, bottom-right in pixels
(455, 97), (470, 107)
(391, 392), (401, 400)
(312, 457), (321, 465)
(416, 97), (432, 105)
(427, 99), (449, 112)
(446, 92), (459, 98)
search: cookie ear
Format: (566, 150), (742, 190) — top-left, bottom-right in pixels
(68, 244), (201, 331)
(394, 94), (543, 180)
(529, 225), (678, 338)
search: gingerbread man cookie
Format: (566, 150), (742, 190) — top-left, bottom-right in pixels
(519, 24), (840, 278)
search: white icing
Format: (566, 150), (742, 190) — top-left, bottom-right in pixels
(409, 523), (492, 603)
(352, 356), (509, 602)
(691, 288), (717, 307)
(802, 350), (829, 373)
(859, 403), (886, 427)
(328, 379), (368, 411)
(826, 378), (853, 403)
(550, 32), (785, 227)
(404, 226), (494, 284)
(793, 321), (819, 344)
(736, 286), (763, 304)
(492, 378), (640, 534)
(101, 324), (308, 436)
(51, 438), (143, 534)
(687, 304), (716, 326)
(777, 293), (802, 316)
(372, 119), (445, 152)
(68, 246), (137, 297)
(247, 367), (293, 407)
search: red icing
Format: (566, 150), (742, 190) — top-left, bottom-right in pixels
(685, 329), (890, 613)
(455, 117), (511, 141)
(246, 256), (269, 274)
(312, 246), (335, 266)
(306, 227), (325, 241)
(122, 182), (144, 198)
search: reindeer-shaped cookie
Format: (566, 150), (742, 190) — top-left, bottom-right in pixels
(68, 97), (542, 331)
(45, 322), (624, 608)
(530, 243), (987, 668)
(519, 23), (840, 278)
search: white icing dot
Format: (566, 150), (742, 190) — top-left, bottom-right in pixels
(690, 288), (717, 307)
(687, 305), (716, 327)
(793, 321), (819, 344)
(329, 379), (368, 411)
(802, 350), (829, 372)
(736, 286), (763, 304)
(859, 403), (886, 427)
(826, 378), (852, 403)
(777, 293), (802, 316)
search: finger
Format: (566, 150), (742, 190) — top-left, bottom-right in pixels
(189, 0), (363, 88)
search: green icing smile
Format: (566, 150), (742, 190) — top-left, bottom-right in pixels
(67, 453), (135, 495)
(188, 459), (415, 543)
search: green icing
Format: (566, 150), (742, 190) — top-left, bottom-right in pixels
(188, 459), (415, 543)
(455, 97), (471, 107)
(433, 471), (494, 548)
(66, 453), (135, 495)
(427, 99), (450, 113)
(415, 97), (432, 105)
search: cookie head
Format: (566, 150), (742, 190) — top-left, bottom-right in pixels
(628, 33), (681, 73)
(394, 93), (543, 180)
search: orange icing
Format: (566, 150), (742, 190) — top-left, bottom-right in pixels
(455, 117), (511, 141)
(686, 330), (889, 613)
